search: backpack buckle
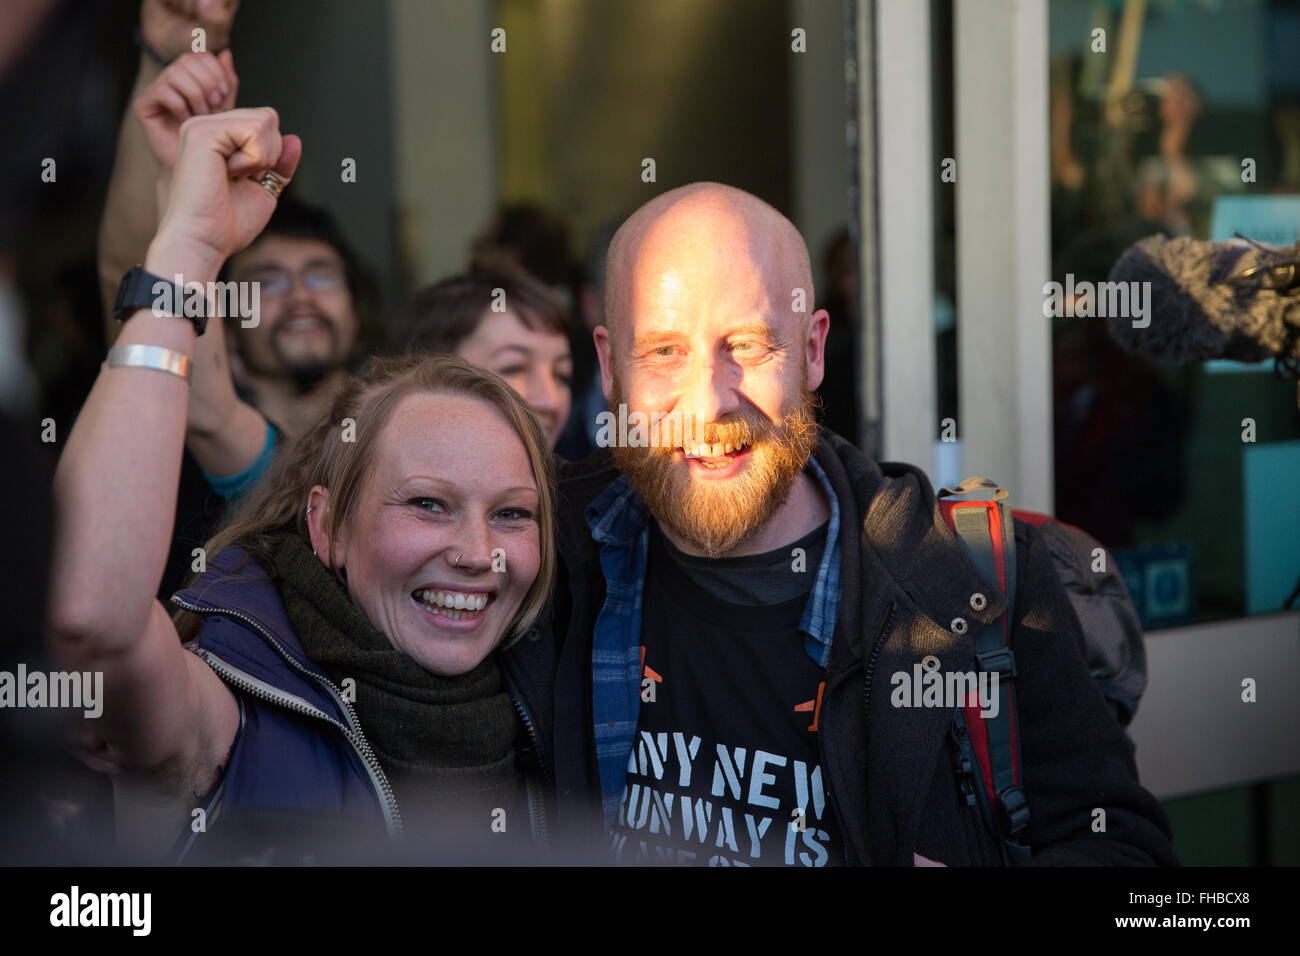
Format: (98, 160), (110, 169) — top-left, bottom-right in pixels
(997, 785), (1030, 836)
(954, 754), (977, 807)
(976, 646), (1017, 677)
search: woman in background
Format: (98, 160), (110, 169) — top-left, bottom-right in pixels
(392, 269), (574, 450)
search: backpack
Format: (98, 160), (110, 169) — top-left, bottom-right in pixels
(936, 477), (1147, 865)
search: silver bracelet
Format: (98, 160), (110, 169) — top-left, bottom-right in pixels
(105, 345), (192, 382)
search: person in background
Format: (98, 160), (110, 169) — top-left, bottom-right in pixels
(219, 198), (374, 441)
(391, 270), (573, 450)
(471, 203), (579, 306)
(472, 203), (596, 455)
(816, 228), (860, 444)
(556, 220), (621, 461)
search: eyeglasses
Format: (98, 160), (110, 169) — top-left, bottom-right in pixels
(245, 264), (347, 299)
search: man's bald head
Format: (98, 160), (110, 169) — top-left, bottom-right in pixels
(591, 182), (829, 557)
(603, 182), (815, 344)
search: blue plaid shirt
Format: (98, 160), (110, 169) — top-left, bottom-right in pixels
(584, 457), (843, 825)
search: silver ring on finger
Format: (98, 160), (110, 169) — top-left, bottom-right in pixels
(257, 170), (287, 200)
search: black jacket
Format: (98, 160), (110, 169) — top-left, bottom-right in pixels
(544, 432), (1178, 865)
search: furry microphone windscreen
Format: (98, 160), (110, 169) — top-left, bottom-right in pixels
(1106, 235), (1300, 365)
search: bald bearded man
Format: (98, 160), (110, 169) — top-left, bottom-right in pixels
(543, 183), (1175, 867)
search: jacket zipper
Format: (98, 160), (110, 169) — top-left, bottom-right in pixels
(818, 599), (895, 865)
(171, 596), (403, 836)
(504, 683), (551, 851)
(861, 601), (896, 750)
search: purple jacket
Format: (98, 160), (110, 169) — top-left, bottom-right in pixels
(169, 547), (556, 862)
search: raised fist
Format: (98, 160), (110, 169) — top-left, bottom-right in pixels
(154, 107), (302, 271)
(135, 50), (239, 169)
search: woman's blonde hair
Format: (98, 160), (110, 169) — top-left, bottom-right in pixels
(177, 352), (556, 650)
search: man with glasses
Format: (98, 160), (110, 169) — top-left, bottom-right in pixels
(141, 196), (370, 514)
(222, 199), (368, 441)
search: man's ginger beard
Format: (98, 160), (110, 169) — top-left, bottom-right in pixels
(609, 371), (821, 557)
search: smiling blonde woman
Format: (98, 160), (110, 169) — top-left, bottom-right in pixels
(49, 108), (558, 864)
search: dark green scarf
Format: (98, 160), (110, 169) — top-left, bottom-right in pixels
(271, 533), (522, 829)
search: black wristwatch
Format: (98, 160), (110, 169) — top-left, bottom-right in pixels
(112, 265), (208, 335)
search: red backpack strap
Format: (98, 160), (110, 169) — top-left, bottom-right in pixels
(938, 479), (1031, 863)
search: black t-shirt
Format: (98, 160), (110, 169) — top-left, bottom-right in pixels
(608, 520), (845, 866)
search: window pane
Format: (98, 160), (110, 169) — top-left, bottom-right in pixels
(1049, 0), (1300, 628)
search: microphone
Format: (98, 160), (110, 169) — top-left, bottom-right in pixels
(1107, 234), (1300, 609)
(1105, 234), (1300, 370)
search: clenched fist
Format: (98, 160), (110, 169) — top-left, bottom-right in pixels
(153, 108), (302, 277)
(135, 50), (239, 169)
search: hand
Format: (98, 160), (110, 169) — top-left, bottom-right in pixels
(153, 107), (303, 276)
(134, 50), (239, 169)
(140, 0), (240, 63)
